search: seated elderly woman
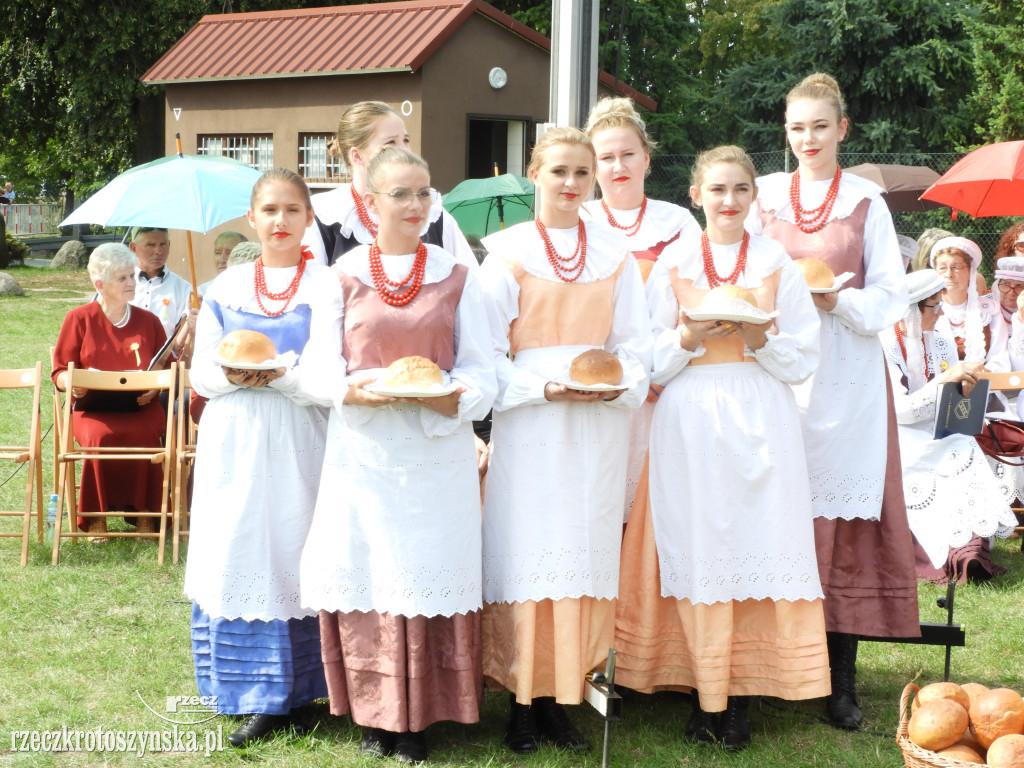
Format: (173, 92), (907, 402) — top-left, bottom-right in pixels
(930, 236), (1008, 368)
(880, 269), (1016, 583)
(52, 243), (170, 536)
(991, 223), (1024, 361)
(197, 231), (247, 296)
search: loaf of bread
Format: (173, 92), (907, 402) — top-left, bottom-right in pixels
(381, 356), (443, 388)
(795, 257), (836, 290)
(700, 284), (758, 307)
(570, 349), (623, 386)
(218, 330), (277, 365)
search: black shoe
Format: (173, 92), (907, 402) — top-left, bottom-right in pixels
(359, 727), (395, 758)
(684, 694), (718, 745)
(827, 692), (863, 730)
(505, 696), (540, 754)
(718, 697), (750, 752)
(533, 697), (590, 752)
(826, 632), (863, 730)
(394, 731), (428, 763)
(227, 713), (289, 748)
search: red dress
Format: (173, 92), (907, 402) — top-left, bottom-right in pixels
(52, 302), (168, 525)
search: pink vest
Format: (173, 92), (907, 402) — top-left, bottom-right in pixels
(338, 264), (468, 372)
(760, 197), (871, 289)
(506, 258), (625, 355)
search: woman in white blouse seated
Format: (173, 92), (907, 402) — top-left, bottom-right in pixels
(930, 236), (1008, 369)
(880, 269), (1016, 582)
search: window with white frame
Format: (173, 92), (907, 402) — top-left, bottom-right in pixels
(197, 134), (274, 171)
(299, 133), (349, 184)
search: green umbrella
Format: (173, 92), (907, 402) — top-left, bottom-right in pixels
(442, 174), (535, 238)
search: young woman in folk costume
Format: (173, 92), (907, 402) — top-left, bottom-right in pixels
(614, 145), (828, 750)
(299, 147), (496, 763)
(746, 72), (919, 729)
(478, 126), (651, 754)
(185, 168), (337, 747)
(879, 268), (1015, 584)
(582, 96), (701, 523)
(303, 100), (477, 270)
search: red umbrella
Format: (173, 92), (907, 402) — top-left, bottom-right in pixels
(921, 140), (1024, 219)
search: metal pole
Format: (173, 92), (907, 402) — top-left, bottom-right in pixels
(549, 0), (599, 127)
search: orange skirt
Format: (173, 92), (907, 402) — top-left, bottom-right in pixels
(483, 597), (615, 705)
(614, 462), (831, 713)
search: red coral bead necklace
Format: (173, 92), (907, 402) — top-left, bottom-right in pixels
(701, 230), (749, 288)
(601, 195), (647, 237)
(789, 166), (842, 233)
(254, 256), (306, 316)
(352, 184), (379, 238)
(536, 218), (587, 283)
(369, 240), (427, 306)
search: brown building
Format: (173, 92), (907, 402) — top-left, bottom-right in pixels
(142, 0), (654, 282)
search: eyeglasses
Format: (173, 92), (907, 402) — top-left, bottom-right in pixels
(371, 187), (439, 206)
(935, 263), (968, 274)
(998, 281), (1024, 295)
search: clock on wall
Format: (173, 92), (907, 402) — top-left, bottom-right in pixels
(488, 67), (508, 90)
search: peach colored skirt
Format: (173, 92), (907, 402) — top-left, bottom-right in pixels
(319, 609), (482, 732)
(483, 597), (615, 705)
(614, 466), (831, 713)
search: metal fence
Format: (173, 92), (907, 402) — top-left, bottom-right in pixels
(649, 150), (1013, 276)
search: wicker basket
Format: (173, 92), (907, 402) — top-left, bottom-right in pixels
(897, 682), (985, 768)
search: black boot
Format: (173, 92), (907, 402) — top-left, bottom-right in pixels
(683, 692), (718, 745)
(227, 713), (290, 747)
(534, 697), (589, 752)
(359, 727), (395, 758)
(827, 632), (862, 729)
(718, 697), (750, 751)
(505, 694), (540, 754)
(393, 730), (428, 763)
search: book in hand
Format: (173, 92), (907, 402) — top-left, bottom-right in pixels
(73, 385), (142, 413)
(932, 379), (990, 439)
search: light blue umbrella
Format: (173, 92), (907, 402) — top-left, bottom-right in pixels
(61, 142), (263, 301)
(60, 153), (261, 232)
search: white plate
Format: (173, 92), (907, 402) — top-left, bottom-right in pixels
(809, 271), (855, 294)
(213, 357), (282, 371)
(684, 310), (775, 325)
(365, 382), (459, 398)
(556, 380), (625, 392)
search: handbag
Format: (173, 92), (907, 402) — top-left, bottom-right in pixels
(975, 418), (1024, 466)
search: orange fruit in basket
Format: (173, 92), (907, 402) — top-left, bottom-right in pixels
(936, 743), (985, 764)
(988, 734), (1024, 768)
(969, 688), (1024, 749)
(909, 699), (970, 751)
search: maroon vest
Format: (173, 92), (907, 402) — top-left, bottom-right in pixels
(760, 197), (871, 289)
(338, 263), (468, 372)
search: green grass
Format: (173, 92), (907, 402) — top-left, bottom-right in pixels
(1, 264), (1022, 766)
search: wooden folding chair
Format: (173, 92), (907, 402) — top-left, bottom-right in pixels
(52, 364), (176, 564)
(172, 363), (197, 565)
(0, 362), (45, 566)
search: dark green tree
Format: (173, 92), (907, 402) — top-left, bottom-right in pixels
(964, 0), (1024, 143)
(721, 0), (979, 154)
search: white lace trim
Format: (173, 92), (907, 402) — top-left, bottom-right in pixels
(658, 551), (824, 604)
(810, 471), (883, 521)
(660, 233), (788, 288)
(582, 198), (697, 250)
(482, 546), (621, 604)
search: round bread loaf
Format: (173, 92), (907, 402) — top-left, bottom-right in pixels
(795, 257), (836, 289)
(700, 284), (758, 307)
(935, 744), (985, 764)
(962, 683), (990, 713)
(381, 356), (443, 388)
(989, 735), (1024, 767)
(218, 330), (277, 365)
(909, 699), (969, 751)
(916, 682), (971, 715)
(570, 349), (623, 386)
(970, 689), (1024, 749)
